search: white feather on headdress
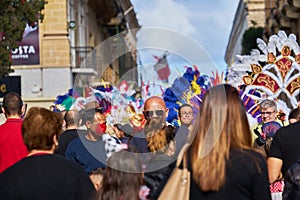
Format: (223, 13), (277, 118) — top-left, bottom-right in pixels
(257, 38), (268, 55)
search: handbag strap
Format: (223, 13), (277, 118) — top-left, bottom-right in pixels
(176, 143), (190, 168)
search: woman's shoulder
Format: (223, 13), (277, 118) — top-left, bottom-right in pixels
(228, 149), (267, 176)
(230, 148), (265, 163)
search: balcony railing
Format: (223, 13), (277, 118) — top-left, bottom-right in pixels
(70, 46), (94, 68)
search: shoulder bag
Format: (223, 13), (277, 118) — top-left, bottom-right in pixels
(158, 144), (190, 200)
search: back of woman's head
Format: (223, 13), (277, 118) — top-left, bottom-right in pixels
(191, 84), (251, 155)
(22, 107), (62, 151)
(190, 84), (251, 191)
(98, 150), (143, 200)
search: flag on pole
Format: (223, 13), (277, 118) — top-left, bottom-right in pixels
(153, 53), (170, 82)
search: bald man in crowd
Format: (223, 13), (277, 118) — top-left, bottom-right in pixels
(55, 109), (85, 156)
(129, 96), (191, 199)
(128, 96), (169, 153)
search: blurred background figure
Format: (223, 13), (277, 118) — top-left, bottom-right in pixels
(288, 107), (300, 124)
(65, 107), (108, 173)
(89, 168), (104, 192)
(283, 158), (300, 200)
(187, 84), (270, 199)
(55, 109), (85, 156)
(113, 123), (133, 144)
(0, 107), (95, 200)
(0, 103), (6, 125)
(96, 150), (148, 200)
(59, 109), (67, 131)
(0, 92), (28, 173)
(178, 103), (194, 128)
(268, 108), (300, 197)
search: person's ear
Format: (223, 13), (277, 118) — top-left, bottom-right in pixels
(95, 182), (101, 191)
(21, 104), (27, 118)
(53, 134), (58, 146)
(78, 119), (82, 127)
(85, 120), (92, 129)
(1, 107), (5, 114)
(165, 108), (169, 118)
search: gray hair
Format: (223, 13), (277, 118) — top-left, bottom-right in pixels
(259, 99), (277, 111)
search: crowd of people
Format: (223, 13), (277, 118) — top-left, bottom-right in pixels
(0, 84), (300, 199)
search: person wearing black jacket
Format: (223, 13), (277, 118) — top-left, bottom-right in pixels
(283, 159), (300, 200)
(55, 109), (85, 155)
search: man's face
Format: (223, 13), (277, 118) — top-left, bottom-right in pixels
(89, 112), (107, 139)
(179, 106), (194, 126)
(143, 98), (168, 121)
(114, 126), (124, 138)
(261, 107), (277, 123)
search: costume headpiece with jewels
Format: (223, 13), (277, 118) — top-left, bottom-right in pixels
(53, 81), (146, 130)
(227, 30), (300, 123)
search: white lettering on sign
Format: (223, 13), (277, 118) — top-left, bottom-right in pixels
(11, 45), (36, 55)
(12, 54), (29, 59)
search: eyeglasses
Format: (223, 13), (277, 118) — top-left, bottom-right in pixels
(180, 111), (193, 117)
(260, 111), (275, 115)
(143, 110), (165, 119)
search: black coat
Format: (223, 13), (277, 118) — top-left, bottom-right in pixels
(143, 153), (176, 200)
(283, 159), (300, 200)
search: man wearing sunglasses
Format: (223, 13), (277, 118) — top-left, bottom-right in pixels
(143, 96), (169, 121)
(128, 96), (169, 153)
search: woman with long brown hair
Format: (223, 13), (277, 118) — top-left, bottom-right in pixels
(188, 84), (270, 199)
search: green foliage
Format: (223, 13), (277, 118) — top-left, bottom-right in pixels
(242, 26), (264, 55)
(0, 0), (47, 77)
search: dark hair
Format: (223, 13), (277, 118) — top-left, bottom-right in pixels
(3, 92), (23, 116)
(97, 150), (143, 200)
(165, 125), (175, 143)
(90, 168), (105, 176)
(64, 109), (80, 127)
(22, 107), (62, 151)
(178, 103), (193, 117)
(116, 124), (133, 137)
(288, 108), (300, 121)
(82, 109), (103, 125)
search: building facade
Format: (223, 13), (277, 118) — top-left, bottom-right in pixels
(9, 0), (140, 108)
(226, 0), (300, 68)
(225, 0), (266, 66)
(265, 0), (300, 40)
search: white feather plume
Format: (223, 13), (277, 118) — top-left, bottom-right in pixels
(257, 38), (268, 55)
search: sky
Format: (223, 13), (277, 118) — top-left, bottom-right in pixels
(130, 0), (240, 83)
